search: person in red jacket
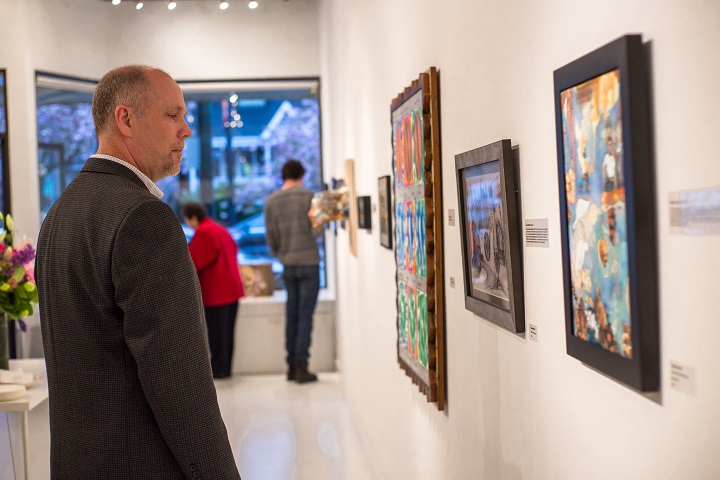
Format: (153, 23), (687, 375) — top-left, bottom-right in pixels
(182, 202), (245, 379)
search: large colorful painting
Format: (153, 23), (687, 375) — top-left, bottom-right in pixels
(391, 67), (445, 409)
(554, 34), (659, 391)
(455, 140), (524, 333)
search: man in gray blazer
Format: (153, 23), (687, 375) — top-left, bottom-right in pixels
(36, 65), (242, 479)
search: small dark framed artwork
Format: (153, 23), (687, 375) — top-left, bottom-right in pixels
(554, 34), (659, 391)
(455, 139), (525, 334)
(378, 176), (392, 248)
(357, 196), (372, 230)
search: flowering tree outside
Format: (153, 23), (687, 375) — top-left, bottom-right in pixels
(37, 103), (97, 217)
(263, 99), (322, 191)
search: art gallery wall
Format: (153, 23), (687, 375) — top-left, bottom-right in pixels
(320, 0), (720, 478)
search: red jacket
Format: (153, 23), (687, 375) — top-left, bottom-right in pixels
(188, 218), (245, 306)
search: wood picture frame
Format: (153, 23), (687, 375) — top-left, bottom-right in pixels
(378, 175), (392, 249)
(554, 34), (659, 391)
(391, 67), (445, 410)
(345, 159), (358, 257)
(455, 140), (525, 334)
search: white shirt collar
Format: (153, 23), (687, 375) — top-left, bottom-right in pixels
(90, 154), (164, 199)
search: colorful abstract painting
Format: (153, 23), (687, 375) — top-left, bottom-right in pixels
(560, 69), (632, 359)
(404, 201), (416, 273)
(395, 201), (404, 268)
(417, 291), (428, 367)
(415, 200), (427, 278)
(407, 285), (418, 358)
(397, 281), (407, 350)
(393, 106), (425, 188)
(391, 67), (445, 408)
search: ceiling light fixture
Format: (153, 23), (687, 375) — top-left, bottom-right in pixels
(219, 1), (229, 10)
(168, 1), (177, 10)
(248, 1), (258, 9)
(136, 2), (144, 9)
(112, 0), (121, 5)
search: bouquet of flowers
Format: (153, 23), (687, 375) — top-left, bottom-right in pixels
(0, 213), (38, 330)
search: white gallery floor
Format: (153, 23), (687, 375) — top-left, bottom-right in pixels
(0, 373), (377, 480)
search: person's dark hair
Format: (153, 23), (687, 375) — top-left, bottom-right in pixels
(182, 202), (208, 222)
(92, 65), (158, 135)
(281, 160), (306, 181)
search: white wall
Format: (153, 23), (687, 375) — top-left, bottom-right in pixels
(321, 0), (720, 479)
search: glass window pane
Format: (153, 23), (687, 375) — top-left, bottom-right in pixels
(0, 71), (6, 134)
(34, 74), (326, 290)
(36, 75), (97, 221)
(162, 81), (326, 289)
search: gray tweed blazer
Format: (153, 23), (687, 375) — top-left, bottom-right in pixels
(36, 158), (241, 479)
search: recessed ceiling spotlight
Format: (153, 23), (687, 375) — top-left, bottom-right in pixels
(248, 1), (258, 9)
(168, 1), (177, 10)
(220, 1), (229, 9)
(112, 0), (121, 5)
(136, 2), (144, 10)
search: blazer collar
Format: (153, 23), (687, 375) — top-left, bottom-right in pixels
(81, 157), (147, 190)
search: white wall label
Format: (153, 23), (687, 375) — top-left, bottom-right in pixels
(529, 324), (538, 341)
(448, 209), (455, 227)
(449, 276), (455, 288)
(670, 188), (720, 235)
(525, 218), (549, 248)
(670, 361), (696, 396)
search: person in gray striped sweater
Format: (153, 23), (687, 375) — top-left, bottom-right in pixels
(264, 160), (324, 383)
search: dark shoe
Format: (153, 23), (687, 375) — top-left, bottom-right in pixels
(287, 364), (295, 381)
(293, 364), (318, 384)
(213, 372), (231, 379)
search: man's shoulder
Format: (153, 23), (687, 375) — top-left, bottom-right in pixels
(266, 188), (313, 203)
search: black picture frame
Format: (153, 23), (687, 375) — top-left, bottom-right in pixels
(357, 196), (372, 230)
(455, 140), (525, 334)
(554, 34), (659, 391)
(378, 175), (392, 248)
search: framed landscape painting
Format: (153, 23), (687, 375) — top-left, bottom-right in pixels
(455, 140), (524, 334)
(391, 67), (445, 410)
(554, 34), (659, 391)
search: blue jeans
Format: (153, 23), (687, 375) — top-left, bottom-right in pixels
(283, 264), (320, 365)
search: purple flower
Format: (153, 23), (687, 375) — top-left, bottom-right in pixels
(12, 243), (36, 266)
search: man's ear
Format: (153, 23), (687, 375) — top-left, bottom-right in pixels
(115, 105), (133, 137)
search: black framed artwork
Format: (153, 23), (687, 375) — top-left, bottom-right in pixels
(554, 34), (659, 391)
(357, 196), (371, 230)
(455, 140), (525, 334)
(378, 175), (392, 249)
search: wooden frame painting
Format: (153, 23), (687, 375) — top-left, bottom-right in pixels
(554, 34), (659, 391)
(345, 159), (358, 257)
(378, 175), (392, 249)
(391, 67), (445, 409)
(455, 140), (524, 334)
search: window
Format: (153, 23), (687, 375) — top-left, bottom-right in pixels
(171, 79), (325, 289)
(0, 70), (10, 213)
(35, 74), (325, 289)
(36, 73), (97, 220)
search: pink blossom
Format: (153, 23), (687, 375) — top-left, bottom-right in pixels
(23, 264), (35, 284)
